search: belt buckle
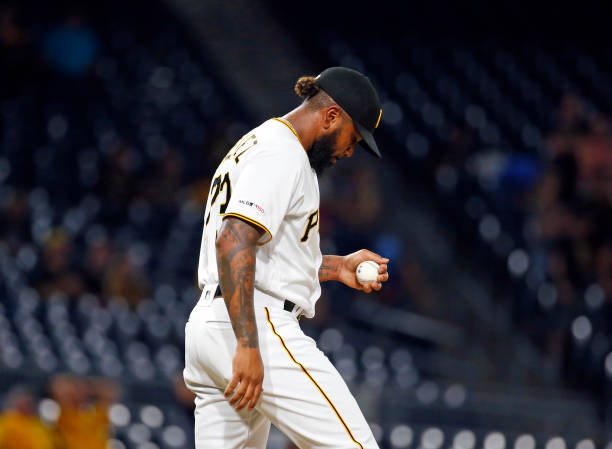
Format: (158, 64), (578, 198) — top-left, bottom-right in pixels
(286, 300), (302, 320)
(294, 304), (302, 320)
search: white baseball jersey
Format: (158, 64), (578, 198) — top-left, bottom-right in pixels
(185, 117), (380, 449)
(196, 118), (322, 318)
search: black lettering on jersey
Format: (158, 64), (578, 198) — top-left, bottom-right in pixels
(300, 209), (319, 242)
(223, 133), (257, 164)
(219, 173), (231, 214)
(205, 172), (232, 225)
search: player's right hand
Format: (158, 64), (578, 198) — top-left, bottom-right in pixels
(340, 249), (389, 292)
(224, 346), (264, 411)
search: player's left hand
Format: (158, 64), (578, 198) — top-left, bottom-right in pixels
(339, 249), (389, 293)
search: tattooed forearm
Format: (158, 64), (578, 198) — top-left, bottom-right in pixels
(318, 255), (341, 282)
(216, 217), (264, 348)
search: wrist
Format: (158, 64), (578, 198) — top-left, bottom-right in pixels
(319, 255), (342, 282)
(237, 344), (260, 350)
(236, 336), (259, 349)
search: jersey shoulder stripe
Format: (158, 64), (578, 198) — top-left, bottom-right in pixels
(220, 212), (272, 245)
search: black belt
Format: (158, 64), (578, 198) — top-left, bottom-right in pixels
(214, 285), (300, 315)
(283, 299), (299, 314)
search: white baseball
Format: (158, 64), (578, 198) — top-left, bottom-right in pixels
(356, 260), (379, 285)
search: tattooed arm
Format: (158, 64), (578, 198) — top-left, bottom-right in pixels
(319, 251), (390, 293)
(215, 216), (264, 411)
(318, 255), (342, 282)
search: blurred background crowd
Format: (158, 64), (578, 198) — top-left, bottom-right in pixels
(1, 0), (612, 448)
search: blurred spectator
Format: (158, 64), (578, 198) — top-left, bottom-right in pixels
(0, 386), (55, 449)
(596, 244), (612, 298)
(555, 93), (589, 134)
(399, 257), (439, 317)
(35, 229), (85, 299)
(336, 166), (383, 230)
(0, 4), (44, 98)
(147, 148), (184, 208)
(42, 10), (99, 77)
(0, 5), (24, 48)
(98, 143), (139, 214)
(0, 188), (30, 250)
(534, 94), (612, 297)
(49, 374), (119, 449)
(83, 234), (112, 295)
(102, 251), (150, 306)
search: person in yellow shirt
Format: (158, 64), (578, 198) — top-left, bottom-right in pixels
(49, 374), (119, 449)
(0, 386), (55, 449)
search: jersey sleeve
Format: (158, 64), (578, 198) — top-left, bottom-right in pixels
(222, 149), (301, 245)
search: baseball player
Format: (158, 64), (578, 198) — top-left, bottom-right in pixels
(184, 67), (389, 449)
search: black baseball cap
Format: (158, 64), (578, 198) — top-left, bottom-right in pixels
(316, 67), (383, 158)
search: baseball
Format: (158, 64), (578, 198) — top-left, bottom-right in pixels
(356, 260), (380, 285)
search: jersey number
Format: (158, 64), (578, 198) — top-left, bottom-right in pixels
(205, 172), (231, 225)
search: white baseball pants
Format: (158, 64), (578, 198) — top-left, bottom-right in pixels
(183, 293), (379, 449)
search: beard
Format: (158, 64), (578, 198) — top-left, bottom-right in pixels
(307, 129), (339, 176)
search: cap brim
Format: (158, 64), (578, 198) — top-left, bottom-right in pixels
(354, 121), (382, 159)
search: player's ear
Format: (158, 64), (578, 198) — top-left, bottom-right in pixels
(322, 105), (342, 130)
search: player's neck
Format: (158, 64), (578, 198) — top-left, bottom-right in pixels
(282, 107), (316, 153)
